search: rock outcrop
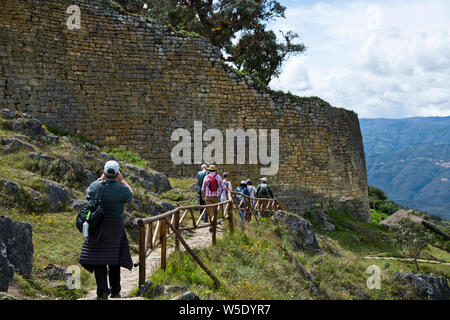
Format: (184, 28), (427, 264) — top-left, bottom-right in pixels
(171, 291), (201, 300)
(137, 280), (187, 298)
(271, 210), (322, 255)
(0, 216), (34, 287)
(380, 209), (424, 227)
(0, 241), (15, 292)
(40, 180), (68, 212)
(394, 272), (450, 300)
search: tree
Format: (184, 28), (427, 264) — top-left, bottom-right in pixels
(389, 219), (434, 271)
(368, 185), (388, 201)
(115, 0), (306, 84)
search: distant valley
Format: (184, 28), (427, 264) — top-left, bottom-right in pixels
(360, 117), (450, 220)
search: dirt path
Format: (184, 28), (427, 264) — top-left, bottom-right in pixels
(79, 225), (224, 300)
(364, 256), (450, 266)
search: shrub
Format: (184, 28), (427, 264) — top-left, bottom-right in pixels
(389, 219), (434, 271)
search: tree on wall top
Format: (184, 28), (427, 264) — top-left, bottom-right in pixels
(115, 0), (306, 85)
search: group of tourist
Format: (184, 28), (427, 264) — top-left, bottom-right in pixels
(196, 164), (274, 223)
(79, 161), (275, 300)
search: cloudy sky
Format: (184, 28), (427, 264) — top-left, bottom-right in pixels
(267, 0), (450, 118)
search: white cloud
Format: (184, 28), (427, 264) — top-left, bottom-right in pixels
(268, 0), (450, 118)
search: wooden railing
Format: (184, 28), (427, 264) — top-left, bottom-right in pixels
(134, 190), (285, 288)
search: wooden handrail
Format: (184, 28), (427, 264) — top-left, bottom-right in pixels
(134, 189), (283, 288)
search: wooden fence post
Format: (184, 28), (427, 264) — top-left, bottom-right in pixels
(138, 220), (146, 287)
(227, 201), (234, 232)
(160, 218), (167, 270)
(245, 198), (251, 222)
(174, 210), (180, 251)
(212, 204), (217, 246)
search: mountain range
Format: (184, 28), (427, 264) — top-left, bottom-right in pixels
(359, 116), (450, 220)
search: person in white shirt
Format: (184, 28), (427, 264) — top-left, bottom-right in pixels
(220, 172), (232, 202)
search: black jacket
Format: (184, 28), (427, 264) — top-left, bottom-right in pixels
(79, 218), (133, 272)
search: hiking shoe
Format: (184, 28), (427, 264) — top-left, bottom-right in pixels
(96, 292), (109, 300)
(110, 293), (121, 299)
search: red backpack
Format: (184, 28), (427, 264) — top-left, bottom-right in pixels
(208, 174), (218, 192)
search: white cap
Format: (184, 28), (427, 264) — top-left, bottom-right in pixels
(104, 160), (119, 177)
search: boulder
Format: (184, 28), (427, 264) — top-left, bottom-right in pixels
(380, 209), (423, 228)
(158, 201), (176, 213)
(171, 291), (200, 300)
(149, 172), (171, 193)
(12, 117), (45, 138)
(137, 281), (187, 298)
(307, 210), (335, 231)
(271, 210), (322, 255)
(0, 109), (18, 120)
(41, 180), (68, 212)
(394, 272), (450, 300)
(42, 264), (72, 281)
(0, 241), (15, 292)
(29, 152), (54, 164)
(0, 216), (34, 278)
(123, 164), (171, 193)
(1, 179), (19, 194)
(100, 152), (117, 161)
(124, 213), (140, 243)
(70, 199), (88, 212)
(1, 137), (35, 153)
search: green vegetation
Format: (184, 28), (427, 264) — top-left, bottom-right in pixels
(2, 112), (449, 300)
(368, 185), (400, 215)
(3, 207), (95, 299)
(370, 209), (389, 224)
(389, 219), (435, 271)
(147, 216), (439, 300)
(46, 125), (92, 144)
(102, 147), (149, 167)
(113, 0), (306, 85)
(0, 115), (174, 299)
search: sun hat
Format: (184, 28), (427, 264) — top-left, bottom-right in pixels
(260, 177), (267, 183)
(207, 164), (217, 171)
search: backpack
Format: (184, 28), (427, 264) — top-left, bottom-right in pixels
(76, 181), (106, 235)
(208, 174), (218, 192)
(258, 184), (269, 198)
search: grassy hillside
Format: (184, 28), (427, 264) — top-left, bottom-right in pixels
(0, 111), (198, 299)
(1, 111), (448, 300)
(143, 212), (449, 300)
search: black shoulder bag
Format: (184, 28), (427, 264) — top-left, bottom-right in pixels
(76, 181), (106, 234)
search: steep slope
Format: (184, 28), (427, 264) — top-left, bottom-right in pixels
(360, 117), (450, 219)
(0, 109), (197, 299)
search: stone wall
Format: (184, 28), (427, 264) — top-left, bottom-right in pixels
(0, 0), (370, 221)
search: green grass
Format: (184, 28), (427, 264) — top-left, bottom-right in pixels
(102, 147), (149, 167)
(146, 217), (427, 300)
(3, 207), (96, 299)
(370, 209), (389, 224)
(46, 125), (92, 144)
(314, 209), (400, 256)
(169, 177), (196, 190)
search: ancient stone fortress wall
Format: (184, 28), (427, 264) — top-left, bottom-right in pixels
(0, 0), (370, 221)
